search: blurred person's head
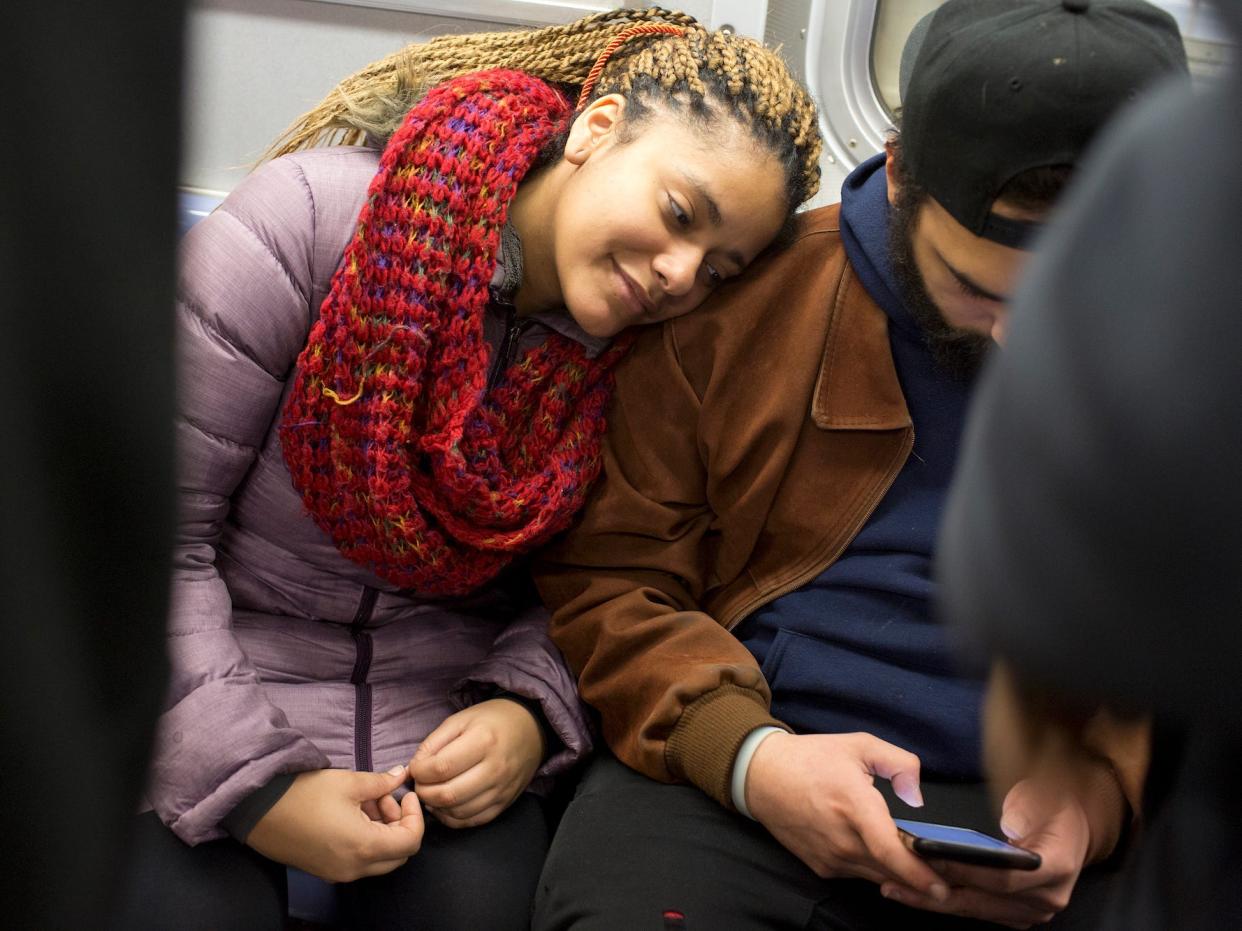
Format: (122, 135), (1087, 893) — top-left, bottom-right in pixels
(885, 0), (1187, 376)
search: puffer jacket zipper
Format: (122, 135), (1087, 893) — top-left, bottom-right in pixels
(486, 303), (534, 393)
(349, 585), (379, 772)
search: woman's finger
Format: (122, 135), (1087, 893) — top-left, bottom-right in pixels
(430, 802), (507, 830)
(437, 784), (506, 821)
(376, 792), (402, 823)
(412, 713), (468, 762)
(414, 756), (495, 809)
(410, 726), (489, 787)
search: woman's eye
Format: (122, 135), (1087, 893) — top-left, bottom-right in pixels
(668, 195), (690, 227)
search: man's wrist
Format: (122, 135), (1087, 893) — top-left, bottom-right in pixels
(666, 685), (786, 807)
(731, 726), (785, 819)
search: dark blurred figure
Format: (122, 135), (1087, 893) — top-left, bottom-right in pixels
(0, 1), (182, 925)
(941, 4), (1242, 929)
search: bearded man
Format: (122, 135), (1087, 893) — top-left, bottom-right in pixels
(532, 2), (1189, 929)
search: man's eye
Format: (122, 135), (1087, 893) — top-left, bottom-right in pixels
(955, 277), (981, 298)
(668, 195), (690, 227)
(953, 274), (995, 301)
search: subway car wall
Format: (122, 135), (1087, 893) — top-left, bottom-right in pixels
(180, 0), (1234, 228)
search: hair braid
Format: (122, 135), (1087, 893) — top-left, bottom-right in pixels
(590, 24), (822, 204)
(263, 6), (821, 204)
(262, 7), (697, 159)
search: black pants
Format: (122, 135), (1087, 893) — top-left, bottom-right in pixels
(114, 794), (549, 930)
(533, 753), (1120, 931)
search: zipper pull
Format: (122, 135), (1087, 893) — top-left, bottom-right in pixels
(487, 304), (521, 392)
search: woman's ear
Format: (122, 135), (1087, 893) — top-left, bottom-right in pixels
(564, 93), (627, 166)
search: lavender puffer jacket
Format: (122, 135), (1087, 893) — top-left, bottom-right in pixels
(153, 146), (592, 845)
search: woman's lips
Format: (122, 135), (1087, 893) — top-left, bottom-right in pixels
(614, 260), (653, 318)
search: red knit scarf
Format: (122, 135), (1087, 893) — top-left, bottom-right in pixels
(280, 70), (632, 596)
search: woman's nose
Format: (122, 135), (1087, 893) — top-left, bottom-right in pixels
(653, 244), (703, 296)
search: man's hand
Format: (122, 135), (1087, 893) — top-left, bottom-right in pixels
(411, 698), (544, 829)
(876, 661), (1135, 927)
(879, 776), (1096, 928)
(245, 767), (424, 882)
(746, 731), (948, 900)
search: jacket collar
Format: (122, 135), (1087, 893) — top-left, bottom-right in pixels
(812, 262), (912, 432)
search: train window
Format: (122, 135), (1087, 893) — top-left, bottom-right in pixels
(871, 0), (941, 118)
(1164, 1), (1237, 82)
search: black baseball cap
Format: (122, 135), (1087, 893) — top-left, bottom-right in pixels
(898, 0), (1188, 248)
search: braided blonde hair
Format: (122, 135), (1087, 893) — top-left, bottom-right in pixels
(264, 6), (821, 204)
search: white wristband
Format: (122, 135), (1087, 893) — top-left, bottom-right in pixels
(730, 725), (784, 820)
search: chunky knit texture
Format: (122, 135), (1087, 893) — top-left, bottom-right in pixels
(280, 70), (631, 596)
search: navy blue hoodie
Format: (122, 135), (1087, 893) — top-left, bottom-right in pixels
(735, 155), (984, 780)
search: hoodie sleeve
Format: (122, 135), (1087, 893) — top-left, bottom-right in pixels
(148, 156), (332, 844)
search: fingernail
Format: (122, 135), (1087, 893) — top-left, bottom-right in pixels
(387, 765), (406, 776)
(929, 883), (949, 903)
(882, 887), (902, 903)
(1000, 816), (1026, 840)
(896, 785), (924, 808)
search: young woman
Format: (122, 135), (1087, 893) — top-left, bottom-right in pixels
(121, 8), (821, 929)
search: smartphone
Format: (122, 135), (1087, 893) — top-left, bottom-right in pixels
(894, 819), (1042, 871)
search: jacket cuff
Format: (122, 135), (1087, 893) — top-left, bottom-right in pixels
(220, 772), (296, 843)
(665, 684), (790, 809)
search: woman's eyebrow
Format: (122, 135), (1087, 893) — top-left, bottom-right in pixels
(676, 167), (748, 269)
(678, 168), (723, 226)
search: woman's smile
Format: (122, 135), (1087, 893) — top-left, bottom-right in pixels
(613, 259), (656, 320)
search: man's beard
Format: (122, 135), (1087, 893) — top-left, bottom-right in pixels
(887, 189), (990, 381)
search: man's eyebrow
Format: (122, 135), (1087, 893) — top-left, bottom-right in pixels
(678, 168), (748, 270)
(942, 257), (1006, 302)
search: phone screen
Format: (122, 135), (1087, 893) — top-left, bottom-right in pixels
(894, 819), (1042, 870)
(894, 820), (1019, 850)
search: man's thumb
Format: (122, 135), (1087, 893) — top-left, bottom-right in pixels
(999, 777), (1055, 841)
(863, 737), (924, 809)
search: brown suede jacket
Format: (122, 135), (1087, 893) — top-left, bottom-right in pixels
(536, 205), (913, 804)
(535, 205), (1143, 843)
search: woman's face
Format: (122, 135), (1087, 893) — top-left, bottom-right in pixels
(541, 97), (789, 339)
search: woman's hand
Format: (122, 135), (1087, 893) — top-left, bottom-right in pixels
(410, 698), (545, 828)
(244, 766), (424, 882)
